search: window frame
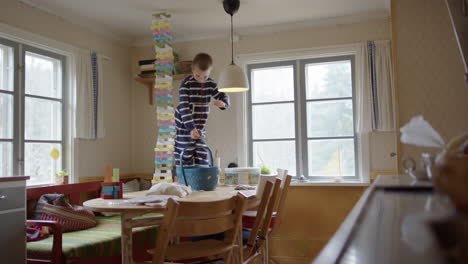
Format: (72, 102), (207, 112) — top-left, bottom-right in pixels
(0, 37), (19, 179)
(247, 60), (300, 176)
(0, 36), (67, 185)
(246, 55), (359, 181)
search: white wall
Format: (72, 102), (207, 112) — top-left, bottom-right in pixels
(0, 0), (133, 178)
(0, 0), (394, 178)
(130, 17), (394, 174)
(393, 0), (468, 162)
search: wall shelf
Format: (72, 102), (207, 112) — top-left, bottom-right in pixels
(134, 73), (189, 105)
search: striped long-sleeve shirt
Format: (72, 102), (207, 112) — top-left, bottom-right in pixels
(176, 75), (229, 131)
(174, 75), (230, 167)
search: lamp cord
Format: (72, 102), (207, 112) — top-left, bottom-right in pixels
(230, 14), (234, 65)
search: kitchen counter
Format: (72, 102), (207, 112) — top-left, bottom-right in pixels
(314, 174), (454, 264)
(0, 176), (30, 182)
(0, 175), (29, 264)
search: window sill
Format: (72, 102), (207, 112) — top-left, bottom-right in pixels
(290, 180), (370, 187)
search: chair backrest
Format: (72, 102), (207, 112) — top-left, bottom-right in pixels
(172, 193), (247, 243)
(151, 198), (180, 264)
(272, 173), (292, 231)
(245, 181), (274, 255)
(248, 178), (282, 257)
(277, 169), (288, 180)
(27, 181), (102, 205)
(273, 169), (288, 212)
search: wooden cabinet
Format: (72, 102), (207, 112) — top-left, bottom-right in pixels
(0, 177), (29, 264)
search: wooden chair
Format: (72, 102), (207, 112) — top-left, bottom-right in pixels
(242, 181), (274, 262)
(242, 170), (293, 264)
(149, 193), (248, 264)
(243, 178), (281, 264)
(242, 169), (289, 225)
(265, 175), (292, 264)
(270, 173), (292, 231)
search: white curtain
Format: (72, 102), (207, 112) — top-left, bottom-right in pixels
(355, 44), (372, 182)
(355, 40), (395, 182)
(367, 40), (395, 131)
(75, 51), (105, 139)
(356, 44), (373, 134)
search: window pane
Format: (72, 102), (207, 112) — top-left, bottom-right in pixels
(251, 65), (294, 103)
(252, 103), (295, 140)
(0, 44), (14, 92)
(25, 51), (62, 99)
(307, 100), (354, 138)
(253, 141), (296, 176)
(25, 143), (62, 185)
(0, 142), (13, 177)
(0, 93), (13, 139)
(308, 139), (355, 177)
(25, 97), (62, 140)
(305, 60), (352, 100)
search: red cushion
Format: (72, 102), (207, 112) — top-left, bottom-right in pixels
(242, 214), (276, 229)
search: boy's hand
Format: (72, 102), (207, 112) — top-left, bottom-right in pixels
(190, 129), (201, 139)
(214, 100), (226, 108)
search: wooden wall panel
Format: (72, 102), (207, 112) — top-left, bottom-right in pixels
(269, 186), (366, 262)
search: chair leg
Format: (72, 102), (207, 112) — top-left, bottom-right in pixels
(261, 244), (267, 264)
(225, 249), (233, 264)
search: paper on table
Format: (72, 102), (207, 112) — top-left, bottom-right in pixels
(110, 195), (179, 207)
(147, 182), (191, 197)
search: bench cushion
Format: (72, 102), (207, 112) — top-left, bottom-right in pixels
(27, 214), (161, 263)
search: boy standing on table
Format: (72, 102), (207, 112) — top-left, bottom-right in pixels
(174, 53), (230, 167)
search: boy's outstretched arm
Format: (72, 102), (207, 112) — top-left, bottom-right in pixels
(212, 86), (230, 110)
(179, 83), (196, 131)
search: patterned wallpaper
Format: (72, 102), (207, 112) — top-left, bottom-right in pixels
(393, 0), (468, 163)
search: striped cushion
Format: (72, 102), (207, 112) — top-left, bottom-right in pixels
(40, 204), (97, 232)
(27, 214), (161, 263)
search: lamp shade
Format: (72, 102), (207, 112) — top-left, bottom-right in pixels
(218, 64), (249, 92)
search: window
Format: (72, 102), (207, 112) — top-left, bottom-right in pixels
(0, 37), (66, 185)
(247, 55), (358, 180)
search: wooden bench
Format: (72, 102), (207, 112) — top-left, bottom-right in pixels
(26, 179), (158, 264)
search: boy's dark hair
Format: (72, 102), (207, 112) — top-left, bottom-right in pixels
(192, 53), (213, 71)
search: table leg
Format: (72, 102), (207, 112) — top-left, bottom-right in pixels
(121, 213), (133, 264)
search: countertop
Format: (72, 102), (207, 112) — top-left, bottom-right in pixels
(0, 176), (30, 183)
(314, 174), (454, 264)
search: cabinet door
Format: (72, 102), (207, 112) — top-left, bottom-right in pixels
(0, 210), (26, 264)
(370, 131), (398, 172)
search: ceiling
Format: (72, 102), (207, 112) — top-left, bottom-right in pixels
(19, 0), (390, 46)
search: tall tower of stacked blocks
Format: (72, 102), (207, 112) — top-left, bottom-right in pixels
(152, 13), (175, 182)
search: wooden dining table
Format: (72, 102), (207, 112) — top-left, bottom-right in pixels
(83, 186), (258, 264)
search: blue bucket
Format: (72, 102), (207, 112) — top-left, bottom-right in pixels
(176, 148), (219, 191)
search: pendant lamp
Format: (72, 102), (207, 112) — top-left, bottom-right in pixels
(218, 0), (249, 92)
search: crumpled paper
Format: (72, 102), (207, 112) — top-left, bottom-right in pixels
(146, 182), (192, 197)
(400, 115), (445, 149)
(400, 115), (468, 162)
